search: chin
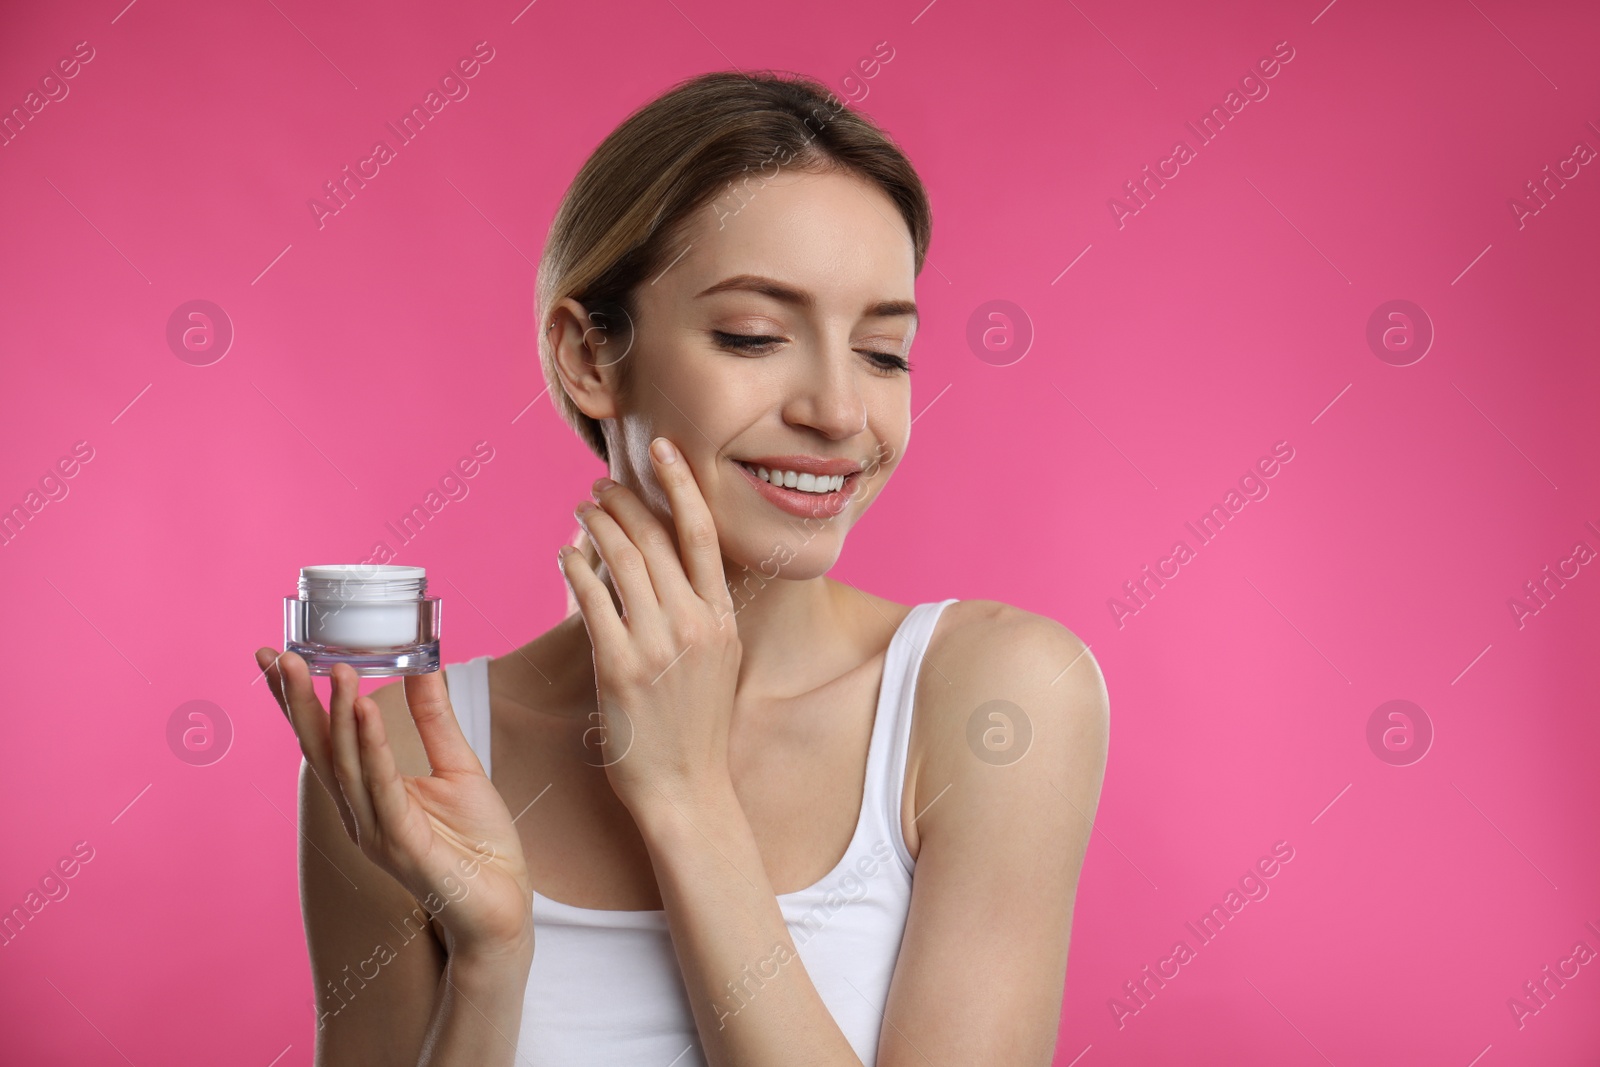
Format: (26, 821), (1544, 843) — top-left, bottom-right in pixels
(719, 528), (846, 586)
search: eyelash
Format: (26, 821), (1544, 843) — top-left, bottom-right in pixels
(712, 332), (913, 376)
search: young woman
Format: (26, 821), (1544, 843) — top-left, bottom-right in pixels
(255, 70), (1109, 1067)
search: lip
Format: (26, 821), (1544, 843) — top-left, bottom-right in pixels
(733, 454), (862, 477)
(730, 456), (861, 519)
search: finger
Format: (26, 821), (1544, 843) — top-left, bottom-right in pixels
(262, 648), (301, 736)
(401, 668), (485, 778)
(575, 500), (660, 626)
(269, 651), (354, 832)
(256, 647), (297, 723)
(560, 543), (631, 653)
(588, 477), (697, 614)
(648, 437), (732, 610)
(328, 663), (378, 844)
(354, 692), (413, 842)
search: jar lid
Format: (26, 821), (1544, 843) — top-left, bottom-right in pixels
(301, 564), (426, 581)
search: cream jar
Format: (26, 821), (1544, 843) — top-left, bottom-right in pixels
(284, 564), (441, 675)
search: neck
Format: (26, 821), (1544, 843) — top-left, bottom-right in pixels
(720, 564), (854, 700)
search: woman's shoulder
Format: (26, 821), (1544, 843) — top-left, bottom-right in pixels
(932, 598), (1093, 670)
(839, 590), (1093, 675)
(919, 598), (1108, 740)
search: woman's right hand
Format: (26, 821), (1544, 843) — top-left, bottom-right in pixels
(255, 648), (536, 962)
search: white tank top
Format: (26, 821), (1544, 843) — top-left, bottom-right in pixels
(443, 598), (957, 1065)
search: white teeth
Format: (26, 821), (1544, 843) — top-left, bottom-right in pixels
(742, 463), (846, 494)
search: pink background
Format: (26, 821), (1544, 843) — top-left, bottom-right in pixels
(3, 0), (1597, 1062)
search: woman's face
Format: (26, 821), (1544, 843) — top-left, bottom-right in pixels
(559, 167), (919, 580)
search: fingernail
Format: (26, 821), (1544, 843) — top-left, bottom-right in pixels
(575, 500), (598, 517)
(651, 437), (677, 463)
(593, 476), (617, 493)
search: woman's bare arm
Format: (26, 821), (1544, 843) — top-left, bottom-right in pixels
(875, 603), (1110, 1065)
(559, 444), (870, 1064)
(273, 664), (535, 1065)
(631, 781), (867, 1066)
(298, 724), (441, 1063)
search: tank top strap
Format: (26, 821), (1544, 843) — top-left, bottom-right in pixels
(864, 598), (959, 876)
(443, 654), (494, 777)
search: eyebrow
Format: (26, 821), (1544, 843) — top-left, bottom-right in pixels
(695, 273), (918, 325)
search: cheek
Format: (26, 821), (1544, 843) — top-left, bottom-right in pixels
(860, 429), (906, 487)
(649, 349), (763, 437)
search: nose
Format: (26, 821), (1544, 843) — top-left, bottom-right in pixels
(781, 336), (869, 441)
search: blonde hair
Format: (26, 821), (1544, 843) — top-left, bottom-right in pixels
(536, 70), (933, 608)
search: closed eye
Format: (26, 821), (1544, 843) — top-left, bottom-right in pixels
(712, 331), (913, 375)
(712, 331), (783, 352)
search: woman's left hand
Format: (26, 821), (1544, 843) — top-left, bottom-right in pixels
(560, 436), (743, 818)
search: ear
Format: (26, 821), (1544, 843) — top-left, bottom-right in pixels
(548, 296), (631, 421)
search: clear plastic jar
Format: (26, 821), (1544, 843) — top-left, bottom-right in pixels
(284, 564), (441, 676)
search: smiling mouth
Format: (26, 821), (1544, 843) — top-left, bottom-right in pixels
(733, 460), (853, 495)
(729, 458), (862, 517)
